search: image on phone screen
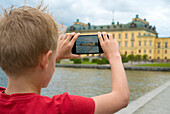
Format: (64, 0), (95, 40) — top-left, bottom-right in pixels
(76, 35), (99, 54)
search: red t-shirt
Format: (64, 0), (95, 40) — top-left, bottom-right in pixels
(0, 87), (95, 114)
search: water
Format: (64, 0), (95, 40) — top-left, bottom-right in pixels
(0, 68), (170, 102)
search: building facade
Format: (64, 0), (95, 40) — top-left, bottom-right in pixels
(67, 15), (170, 62)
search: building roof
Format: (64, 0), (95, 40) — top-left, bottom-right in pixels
(157, 37), (170, 39)
(67, 15), (157, 34)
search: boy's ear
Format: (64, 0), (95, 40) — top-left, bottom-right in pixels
(40, 50), (52, 70)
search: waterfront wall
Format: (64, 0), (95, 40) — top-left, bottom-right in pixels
(55, 64), (170, 71)
(116, 80), (170, 114)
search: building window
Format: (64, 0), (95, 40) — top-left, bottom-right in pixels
(165, 50), (167, 54)
(144, 41), (147, 46)
(131, 42), (134, 47)
(139, 41), (141, 46)
(107, 26), (110, 29)
(149, 50), (152, 54)
(157, 57), (160, 60)
(131, 23), (136, 28)
(113, 34), (115, 38)
(165, 57), (167, 59)
(132, 33), (134, 39)
(125, 33), (128, 39)
(125, 51), (127, 55)
(125, 41), (127, 47)
(100, 26), (103, 29)
(139, 50), (141, 53)
(138, 33), (141, 36)
(158, 42), (160, 48)
(165, 42), (168, 48)
(94, 26), (96, 29)
(131, 51), (133, 54)
(119, 42), (121, 47)
(149, 56), (151, 59)
(70, 26), (75, 31)
(144, 50), (146, 53)
(150, 41), (152, 46)
(119, 34), (121, 39)
(157, 50), (160, 54)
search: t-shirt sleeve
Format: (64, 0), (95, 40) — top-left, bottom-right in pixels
(68, 94), (95, 114)
(52, 92), (95, 114)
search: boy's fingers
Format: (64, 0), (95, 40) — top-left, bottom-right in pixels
(103, 53), (107, 58)
(108, 34), (113, 40)
(59, 35), (64, 40)
(70, 33), (80, 45)
(67, 32), (75, 41)
(102, 32), (108, 41)
(63, 33), (68, 40)
(71, 54), (80, 59)
(98, 32), (103, 43)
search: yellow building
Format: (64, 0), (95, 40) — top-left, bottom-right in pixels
(67, 15), (170, 62)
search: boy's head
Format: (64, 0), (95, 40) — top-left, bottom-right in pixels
(0, 4), (59, 76)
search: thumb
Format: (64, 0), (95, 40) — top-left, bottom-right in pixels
(103, 53), (108, 59)
(71, 54), (80, 59)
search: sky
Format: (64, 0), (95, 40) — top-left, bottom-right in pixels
(0, 0), (170, 37)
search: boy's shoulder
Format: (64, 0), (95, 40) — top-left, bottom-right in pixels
(0, 89), (95, 114)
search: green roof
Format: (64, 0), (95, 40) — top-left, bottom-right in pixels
(67, 17), (157, 34)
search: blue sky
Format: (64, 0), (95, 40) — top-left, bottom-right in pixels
(1, 0), (170, 37)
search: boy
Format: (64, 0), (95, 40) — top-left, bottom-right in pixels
(0, 4), (129, 114)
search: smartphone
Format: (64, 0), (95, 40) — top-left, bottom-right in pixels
(72, 35), (104, 54)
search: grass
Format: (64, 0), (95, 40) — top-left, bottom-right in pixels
(135, 63), (170, 67)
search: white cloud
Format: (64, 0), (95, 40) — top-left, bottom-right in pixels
(1, 0), (170, 37)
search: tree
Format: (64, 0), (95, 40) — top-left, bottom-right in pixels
(121, 54), (129, 63)
(143, 54), (148, 63)
(128, 54), (135, 65)
(135, 54), (142, 63)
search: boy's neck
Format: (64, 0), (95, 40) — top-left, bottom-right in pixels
(5, 72), (43, 95)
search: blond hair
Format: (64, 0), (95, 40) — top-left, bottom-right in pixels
(0, 4), (62, 76)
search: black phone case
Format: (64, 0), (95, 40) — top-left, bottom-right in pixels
(72, 35), (104, 54)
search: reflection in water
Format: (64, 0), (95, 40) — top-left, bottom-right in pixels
(0, 68), (170, 102)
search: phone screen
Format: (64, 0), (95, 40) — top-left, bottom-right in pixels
(75, 35), (100, 54)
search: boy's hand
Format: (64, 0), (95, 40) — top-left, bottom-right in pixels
(56, 33), (80, 62)
(98, 32), (120, 61)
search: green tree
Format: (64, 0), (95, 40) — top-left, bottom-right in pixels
(74, 59), (82, 64)
(143, 54), (148, 63)
(92, 59), (99, 63)
(128, 54), (135, 64)
(121, 54), (129, 63)
(70, 59), (82, 64)
(102, 58), (109, 64)
(83, 58), (89, 62)
(135, 54), (142, 63)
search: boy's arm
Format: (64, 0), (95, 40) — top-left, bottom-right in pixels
(92, 32), (130, 114)
(55, 32), (129, 113)
(56, 33), (80, 62)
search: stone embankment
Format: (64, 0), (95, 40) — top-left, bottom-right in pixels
(55, 64), (170, 71)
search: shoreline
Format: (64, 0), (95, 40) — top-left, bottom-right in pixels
(55, 64), (170, 71)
